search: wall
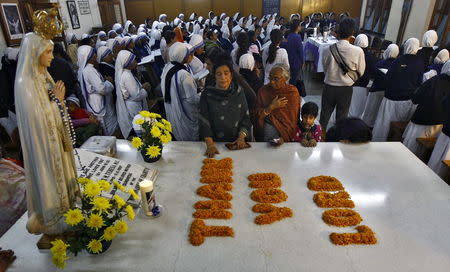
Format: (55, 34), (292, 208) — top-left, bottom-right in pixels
(52, 0), (103, 37)
(369, 0), (436, 44)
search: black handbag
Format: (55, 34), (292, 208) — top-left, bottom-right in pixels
(295, 79), (307, 97)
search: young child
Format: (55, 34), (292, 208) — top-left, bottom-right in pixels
(66, 96), (100, 146)
(293, 102), (322, 147)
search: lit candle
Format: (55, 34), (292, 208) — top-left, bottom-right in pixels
(139, 179), (156, 216)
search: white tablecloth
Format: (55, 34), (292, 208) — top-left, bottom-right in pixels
(1, 141), (450, 272)
(305, 36), (337, 73)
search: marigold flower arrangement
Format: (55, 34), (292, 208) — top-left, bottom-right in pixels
(131, 111), (172, 161)
(50, 178), (139, 269)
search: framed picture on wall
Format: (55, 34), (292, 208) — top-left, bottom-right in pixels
(0, 0), (25, 46)
(66, 0), (80, 29)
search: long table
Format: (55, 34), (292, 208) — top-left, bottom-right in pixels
(1, 141), (450, 271)
(304, 36), (337, 72)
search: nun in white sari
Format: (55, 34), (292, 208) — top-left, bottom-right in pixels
(348, 34), (370, 118)
(161, 42), (200, 141)
(78, 45), (117, 136)
(15, 30), (79, 237)
(115, 50), (148, 138)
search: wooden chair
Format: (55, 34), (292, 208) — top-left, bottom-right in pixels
(387, 121), (409, 142)
(416, 137), (437, 163)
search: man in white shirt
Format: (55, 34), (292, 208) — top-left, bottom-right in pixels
(320, 18), (365, 131)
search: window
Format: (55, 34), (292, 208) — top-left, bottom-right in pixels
(429, 0), (450, 47)
(363, 0), (392, 35)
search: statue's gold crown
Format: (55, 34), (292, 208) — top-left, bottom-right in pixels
(33, 7), (63, 40)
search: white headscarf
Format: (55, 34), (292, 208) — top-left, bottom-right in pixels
(189, 13), (196, 21)
(65, 32), (76, 44)
(124, 20), (133, 35)
(434, 49), (449, 64)
(137, 27), (146, 34)
(355, 34), (369, 48)
(239, 53), (255, 70)
(115, 36), (124, 46)
(245, 17), (253, 29)
(178, 13), (184, 20)
(422, 30), (438, 47)
(115, 50), (137, 138)
(441, 60), (450, 76)
(168, 42), (190, 63)
(403, 38), (420, 55)
(159, 14), (167, 22)
(208, 11), (214, 19)
(383, 44), (399, 59)
(221, 17), (230, 38)
(189, 34), (204, 50)
(113, 23), (123, 33)
(77, 45), (96, 108)
(173, 18), (181, 27)
(211, 16), (218, 26)
(97, 46), (112, 63)
(96, 31), (106, 49)
(152, 21), (159, 30)
(238, 17), (245, 27)
(107, 30), (116, 38)
(233, 12), (240, 22)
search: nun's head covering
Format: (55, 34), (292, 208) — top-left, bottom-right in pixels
(208, 11), (214, 19)
(403, 38), (420, 55)
(198, 16), (204, 23)
(113, 23), (123, 33)
(159, 14), (167, 21)
(82, 34), (90, 40)
(441, 60), (450, 76)
(205, 19), (211, 26)
(189, 34), (204, 50)
(422, 30), (438, 47)
(173, 18), (181, 27)
(245, 17), (253, 29)
(97, 31), (106, 39)
(355, 34), (369, 48)
(137, 26), (146, 33)
(212, 16), (218, 26)
(66, 95), (80, 107)
(151, 29), (161, 40)
(239, 53), (255, 70)
(220, 13), (226, 20)
(193, 22), (201, 35)
(77, 45), (96, 95)
(168, 42), (191, 63)
(152, 20), (159, 30)
(189, 13), (197, 21)
(65, 32), (76, 44)
(383, 44), (399, 59)
(108, 30), (117, 38)
(115, 36), (124, 46)
(434, 49), (449, 64)
(97, 46), (112, 63)
(124, 20), (133, 35)
(178, 13), (185, 20)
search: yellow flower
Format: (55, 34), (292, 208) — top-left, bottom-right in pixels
(131, 137), (143, 149)
(87, 239), (103, 254)
(150, 126), (162, 138)
(113, 180), (126, 192)
(86, 213), (105, 231)
(161, 119), (172, 132)
(115, 220), (128, 234)
(113, 194), (126, 208)
(146, 145), (161, 158)
(91, 197), (112, 214)
(64, 209), (84, 226)
(83, 182), (101, 198)
(52, 253), (68, 269)
(126, 205), (136, 220)
(155, 122), (166, 130)
(127, 189), (140, 200)
(139, 110), (151, 118)
(98, 180), (112, 191)
(149, 112), (161, 118)
(160, 132), (172, 144)
(134, 118), (145, 125)
(77, 177), (91, 185)
(102, 226), (117, 241)
(50, 239), (69, 255)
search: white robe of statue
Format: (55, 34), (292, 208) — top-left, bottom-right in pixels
(14, 33), (79, 235)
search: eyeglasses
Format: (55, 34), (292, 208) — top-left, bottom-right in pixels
(269, 76), (283, 81)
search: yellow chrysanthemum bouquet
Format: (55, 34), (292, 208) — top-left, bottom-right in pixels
(50, 178), (139, 269)
(131, 110), (172, 162)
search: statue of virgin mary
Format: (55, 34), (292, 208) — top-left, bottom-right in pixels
(14, 8), (79, 247)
